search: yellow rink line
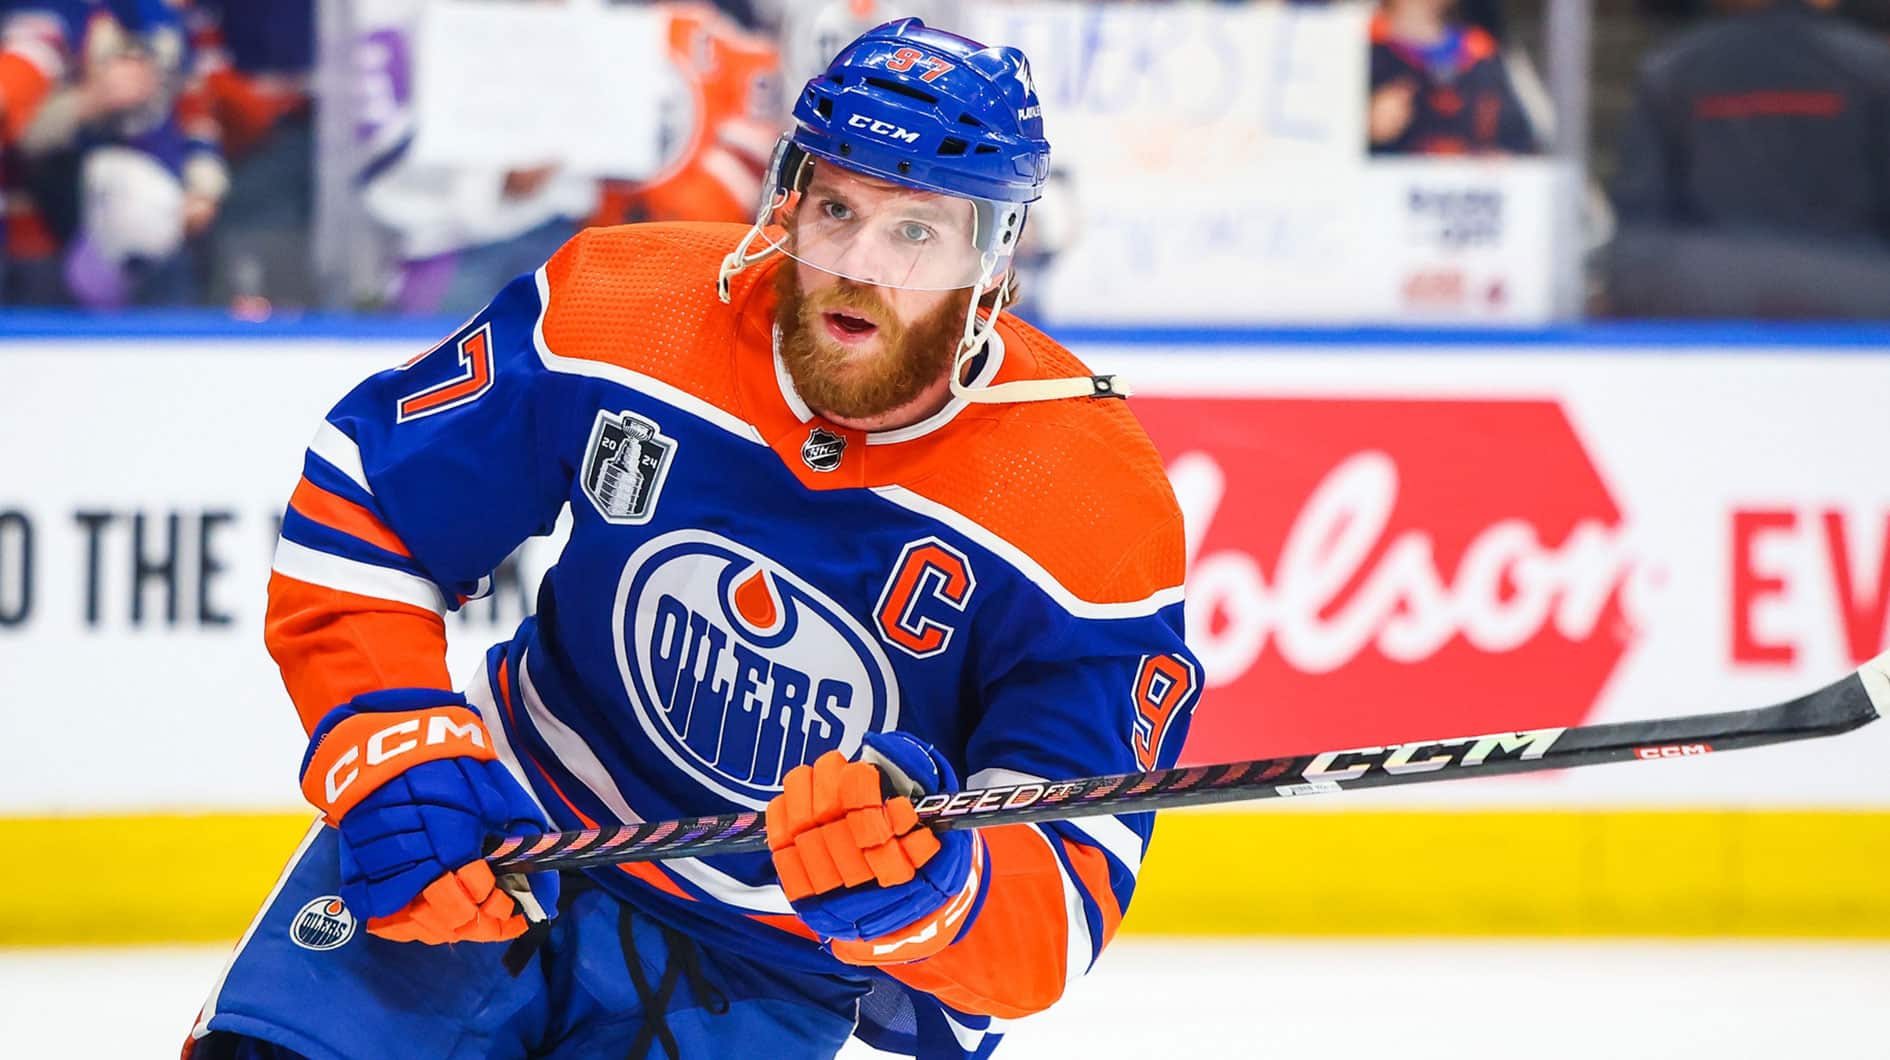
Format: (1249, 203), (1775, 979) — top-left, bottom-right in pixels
(4, 810), (1888, 946)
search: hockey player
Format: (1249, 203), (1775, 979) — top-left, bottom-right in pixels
(185, 18), (1198, 1060)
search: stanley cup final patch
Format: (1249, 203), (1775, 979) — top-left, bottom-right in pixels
(583, 410), (677, 524)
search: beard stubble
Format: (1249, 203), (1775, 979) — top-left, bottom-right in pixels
(773, 263), (970, 423)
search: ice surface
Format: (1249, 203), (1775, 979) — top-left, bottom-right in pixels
(4, 938), (1885, 1058)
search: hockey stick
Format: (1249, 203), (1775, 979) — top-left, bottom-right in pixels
(484, 652), (1888, 875)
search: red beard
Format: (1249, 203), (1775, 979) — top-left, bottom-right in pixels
(773, 264), (969, 423)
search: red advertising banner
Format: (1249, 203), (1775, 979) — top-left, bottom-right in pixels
(1135, 397), (1638, 763)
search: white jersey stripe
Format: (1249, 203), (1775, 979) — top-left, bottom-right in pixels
(518, 650), (645, 825)
(871, 485), (1185, 620)
(1060, 813), (1145, 879)
(965, 768), (1146, 879)
(190, 818), (326, 1040)
(531, 267), (767, 446)
(1030, 823), (1097, 982)
(272, 539), (445, 614)
(308, 421), (372, 496)
(465, 659), (552, 822)
(941, 1010), (991, 1053)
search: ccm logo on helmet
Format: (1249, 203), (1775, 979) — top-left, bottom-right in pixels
(323, 714), (488, 805)
(847, 113), (921, 144)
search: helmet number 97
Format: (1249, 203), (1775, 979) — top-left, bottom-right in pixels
(885, 48), (954, 84)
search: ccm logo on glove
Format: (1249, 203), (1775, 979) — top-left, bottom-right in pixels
(302, 705), (496, 820)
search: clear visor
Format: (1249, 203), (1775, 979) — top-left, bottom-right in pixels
(755, 144), (1023, 292)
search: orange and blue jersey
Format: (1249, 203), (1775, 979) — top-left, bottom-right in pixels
(264, 222), (1198, 1058)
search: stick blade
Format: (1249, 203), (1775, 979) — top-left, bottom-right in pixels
(1851, 651), (1890, 725)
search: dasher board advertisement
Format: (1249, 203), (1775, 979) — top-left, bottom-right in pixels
(0, 337), (1885, 811)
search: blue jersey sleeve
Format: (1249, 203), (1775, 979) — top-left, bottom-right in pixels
(275, 270), (575, 612)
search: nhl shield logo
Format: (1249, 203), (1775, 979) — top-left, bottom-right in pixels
(802, 428), (846, 473)
(583, 410), (676, 524)
(290, 896), (356, 951)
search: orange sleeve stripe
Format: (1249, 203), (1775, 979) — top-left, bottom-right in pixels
(874, 824), (1071, 1019)
(265, 572), (451, 734)
(288, 477), (411, 558)
(1060, 838), (1125, 950)
(0, 52), (52, 143)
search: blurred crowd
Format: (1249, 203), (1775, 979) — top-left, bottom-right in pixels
(1367, 0), (1536, 157)
(1605, 0), (1890, 318)
(0, 0), (1887, 319)
(0, 0), (313, 309)
(0, 0), (798, 314)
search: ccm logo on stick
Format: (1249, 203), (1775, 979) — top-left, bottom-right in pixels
(1635, 743), (1713, 760)
(1301, 727), (1567, 783)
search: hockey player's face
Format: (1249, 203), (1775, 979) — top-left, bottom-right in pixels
(774, 258), (970, 423)
(775, 167), (980, 422)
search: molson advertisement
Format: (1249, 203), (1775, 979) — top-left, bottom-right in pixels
(1123, 346), (1890, 807)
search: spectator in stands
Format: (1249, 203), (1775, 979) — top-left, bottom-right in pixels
(1608, 0), (1890, 317)
(1368, 0), (1536, 156)
(1, 0), (225, 307)
(187, 0), (314, 312)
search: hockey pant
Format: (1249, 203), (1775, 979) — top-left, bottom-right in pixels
(183, 823), (865, 1059)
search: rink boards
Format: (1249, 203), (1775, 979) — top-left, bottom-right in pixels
(3, 321), (1889, 943)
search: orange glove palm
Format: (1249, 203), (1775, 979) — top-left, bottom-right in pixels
(766, 738), (983, 965)
(366, 861), (530, 945)
(766, 750), (941, 900)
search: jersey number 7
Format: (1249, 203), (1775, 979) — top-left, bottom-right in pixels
(397, 324), (496, 423)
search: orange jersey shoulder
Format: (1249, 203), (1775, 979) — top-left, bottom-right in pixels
(910, 316), (1186, 608)
(539, 221), (764, 402)
(542, 225), (1184, 608)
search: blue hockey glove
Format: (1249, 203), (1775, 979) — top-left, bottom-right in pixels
(299, 687), (558, 944)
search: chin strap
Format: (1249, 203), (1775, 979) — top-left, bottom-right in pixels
(717, 221), (782, 304)
(948, 263), (1131, 405)
(718, 181), (794, 304)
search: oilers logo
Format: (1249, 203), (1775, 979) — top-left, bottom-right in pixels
(613, 530), (899, 808)
(289, 896), (356, 951)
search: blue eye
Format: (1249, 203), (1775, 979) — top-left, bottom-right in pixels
(898, 222), (934, 244)
(822, 200), (853, 221)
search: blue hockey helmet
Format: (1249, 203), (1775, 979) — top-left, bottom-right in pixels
(791, 18), (1050, 207)
(721, 19), (1050, 296)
